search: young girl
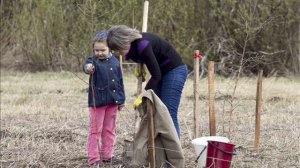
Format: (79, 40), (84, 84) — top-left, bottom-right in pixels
(83, 31), (125, 166)
(107, 25), (188, 138)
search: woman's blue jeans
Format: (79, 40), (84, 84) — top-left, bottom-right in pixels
(154, 64), (188, 138)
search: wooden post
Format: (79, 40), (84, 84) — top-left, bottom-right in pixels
(255, 70), (263, 150)
(119, 55), (123, 74)
(142, 1), (149, 32)
(136, 0), (149, 95)
(193, 50), (200, 138)
(208, 61), (216, 136)
(144, 98), (156, 168)
(141, 2), (155, 167)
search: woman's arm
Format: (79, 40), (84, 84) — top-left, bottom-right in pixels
(140, 44), (162, 90)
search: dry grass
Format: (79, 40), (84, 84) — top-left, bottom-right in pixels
(1, 70), (299, 168)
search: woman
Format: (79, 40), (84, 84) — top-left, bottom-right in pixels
(107, 25), (187, 138)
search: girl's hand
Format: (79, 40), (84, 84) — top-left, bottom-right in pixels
(85, 64), (95, 74)
(118, 104), (125, 111)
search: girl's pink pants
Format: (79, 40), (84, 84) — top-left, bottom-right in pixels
(87, 105), (118, 165)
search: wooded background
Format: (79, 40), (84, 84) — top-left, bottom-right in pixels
(1, 0), (299, 76)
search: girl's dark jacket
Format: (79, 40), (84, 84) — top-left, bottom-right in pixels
(83, 54), (125, 107)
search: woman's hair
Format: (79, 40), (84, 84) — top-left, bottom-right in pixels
(92, 31), (108, 48)
(107, 25), (142, 51)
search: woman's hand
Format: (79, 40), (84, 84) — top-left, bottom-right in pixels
(133, 96), (143, 110)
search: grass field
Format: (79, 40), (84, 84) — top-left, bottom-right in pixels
(1, 70), (299, 168)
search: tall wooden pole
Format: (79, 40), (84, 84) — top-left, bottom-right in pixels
(137, 0), (149, 95)
(140, 1), (155, 168)
(193, 50), (200, 138)
(255, 70), (263, 150)
(142, 1), (149, 32)
(208, 61), (216, 136)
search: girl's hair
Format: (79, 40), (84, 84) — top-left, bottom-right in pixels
(107, 25), (142, 51)
(92, 31), (108, 48)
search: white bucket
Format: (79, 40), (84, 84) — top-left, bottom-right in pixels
(191, 136), (230, 168)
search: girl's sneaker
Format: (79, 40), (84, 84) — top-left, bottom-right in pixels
(102, 156), (122, 165)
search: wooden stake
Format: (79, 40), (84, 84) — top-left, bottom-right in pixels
(255, 70), (263, 150)
(145, 98), (156, 168)
(193, 50), (200, 138)
(137, 65), (143, 95)
(208, 61), (216, 136)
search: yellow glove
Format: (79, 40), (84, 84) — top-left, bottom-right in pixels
(133, 96), (143, 110)
(134, 65), (147, 82)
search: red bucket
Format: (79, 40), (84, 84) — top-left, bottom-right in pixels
(206, 141), (236, 168)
